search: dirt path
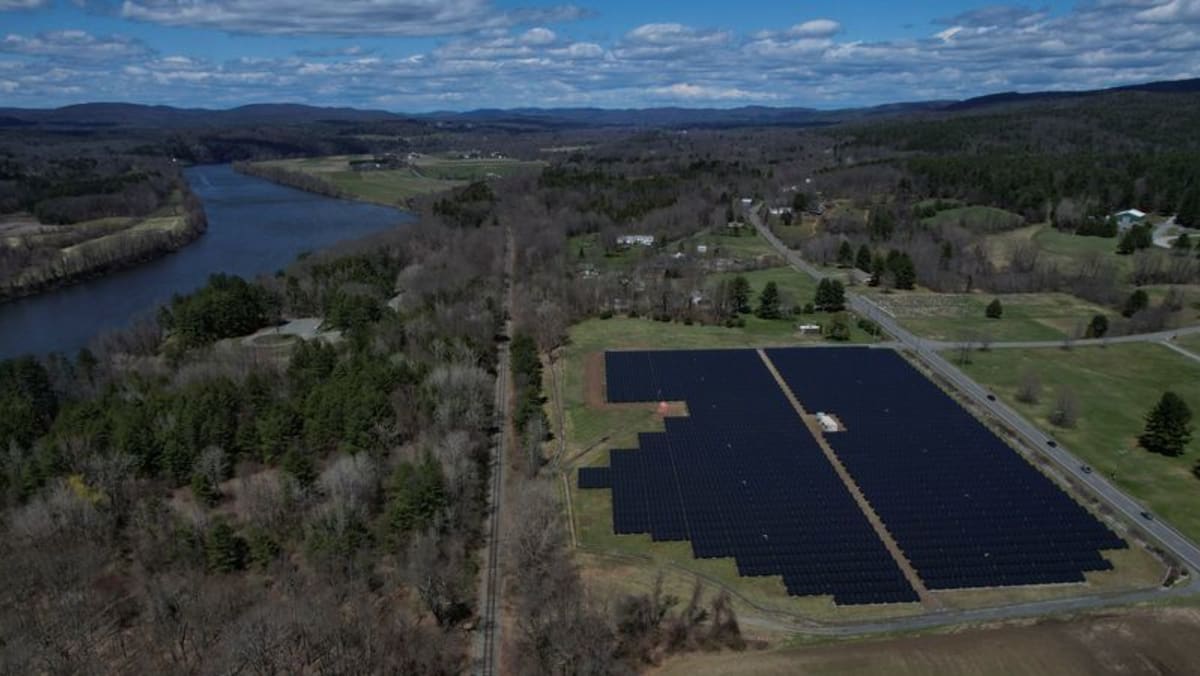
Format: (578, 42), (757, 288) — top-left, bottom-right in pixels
(756, 348), (940, 610)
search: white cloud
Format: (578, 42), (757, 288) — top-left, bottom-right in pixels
(0, 30), (152, 61)
(0, 0), (48, 9)
(118, 0), (588, 37)
(1136, 0), (1200, 21)
(788, 19), (841, 38)
(649, 82), (770, 101)
(3, 2), (1200, 110)
(520, 27), (556, 45)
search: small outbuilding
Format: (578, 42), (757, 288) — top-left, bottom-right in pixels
(1114, 209), (1147, 231)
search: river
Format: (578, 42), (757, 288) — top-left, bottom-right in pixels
(0, 164), (411, 359)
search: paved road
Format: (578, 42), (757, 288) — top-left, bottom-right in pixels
(747, 206), (1200, 623)
(473, 227), (515, 676)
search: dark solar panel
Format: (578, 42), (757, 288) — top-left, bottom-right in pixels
(764, 347), (1125, 590)
(577, 467), (611, 489)
(586, 349), (919, 605)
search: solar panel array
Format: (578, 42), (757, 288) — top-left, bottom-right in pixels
(577, 467), (612, 489)
(765, 347), (1125, 590)
(589, 349), (919, 605)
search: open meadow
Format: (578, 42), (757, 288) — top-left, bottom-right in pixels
(961, 343), (1200, 542)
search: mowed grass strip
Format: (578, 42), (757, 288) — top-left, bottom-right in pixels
(960, 343), (1200, 541)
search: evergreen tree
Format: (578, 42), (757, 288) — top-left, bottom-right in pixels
(985, 299), (1003, 319)
(888, 252), (916, 290)
(814, 278), (846, 312)
(1173, 232), (1193, 254)
(1116, 223), (1153, 255)
(1178, 190), (1200, 229)
(868, 207), (894, 241)
(728, 276), (752, 314)
(1086, 314), (1109, 338)
(1139, 391), (1193, 457)
(869, 254), (886, 287)
(791, 192), (809, 212)
(855, 244), (872, 272)
(756, 282), (783, 319)
(206, 520), (248, 573)
(836, 241), (854, 267)
(1122, 289), (1149, 317)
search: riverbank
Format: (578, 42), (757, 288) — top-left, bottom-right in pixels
(0, 164), (409, 358)
(0, 188), (208, 303)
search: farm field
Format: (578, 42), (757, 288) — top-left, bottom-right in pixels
(960, 343), (1200, 542)
(867, 291), (1111, 342)
(657, 606), (1200, 676)
(252, 154), (544, 206)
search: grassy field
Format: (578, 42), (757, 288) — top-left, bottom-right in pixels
(656, 606), (1200, 676)
(923, 205), (1024, 232)
(253, 154), (544, 206)
(1177, 334), (1200, 354)
(960, 343), (1200, 541)
(868, 291), (1111, 342)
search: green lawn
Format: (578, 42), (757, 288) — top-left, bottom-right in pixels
(960, 343), (1200, 541)
(923, 205), (1024, 232)
(868, 291), (1111, 342)
(1178, 334), (1200, 355)
(684, 228), (778, 259)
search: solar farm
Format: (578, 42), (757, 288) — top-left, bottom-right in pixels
(577, 346), (1131, 607)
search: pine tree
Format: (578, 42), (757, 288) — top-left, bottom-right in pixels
(869, 254), (886, 287)
(836, 241), (854, 267)
(814, 278), (846, 312)
(985, 299), (1003, 319)
(855, 244), (872, 272)
(1178, 190), (1200, 229)
(1122, 289), (1149, 317)
(1173, 232), (1193, 254)
(889, 252), (916, 290)
(756, 282), (782, 319)
(1086, 314), (1109, 338)
(728, 276), (751, 314)
(206, 520), (248, 573)
(1139, 391), (1193, 457)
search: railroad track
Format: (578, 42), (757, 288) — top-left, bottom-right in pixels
(477, 226), (515, 676)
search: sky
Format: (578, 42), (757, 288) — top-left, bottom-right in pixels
(1, 0), (1199, 111)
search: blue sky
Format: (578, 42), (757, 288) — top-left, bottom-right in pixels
(1, 0), (1198, 110)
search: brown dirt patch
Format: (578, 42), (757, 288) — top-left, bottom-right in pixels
(657, 606), (1200, 676)
(584, 351), (688, 416)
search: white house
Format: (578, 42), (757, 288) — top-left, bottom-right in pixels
(617, 234), (655, 247)
(768, 206), (794, 217)
(696, 244), (709, 254)
(739, 197), (753, 206)
(1114, 209), (1147, 231)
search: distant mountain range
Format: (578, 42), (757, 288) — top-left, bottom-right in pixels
(2, 77), (1198, 130)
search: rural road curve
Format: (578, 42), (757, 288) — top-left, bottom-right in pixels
(747, 205), (1200, 628)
